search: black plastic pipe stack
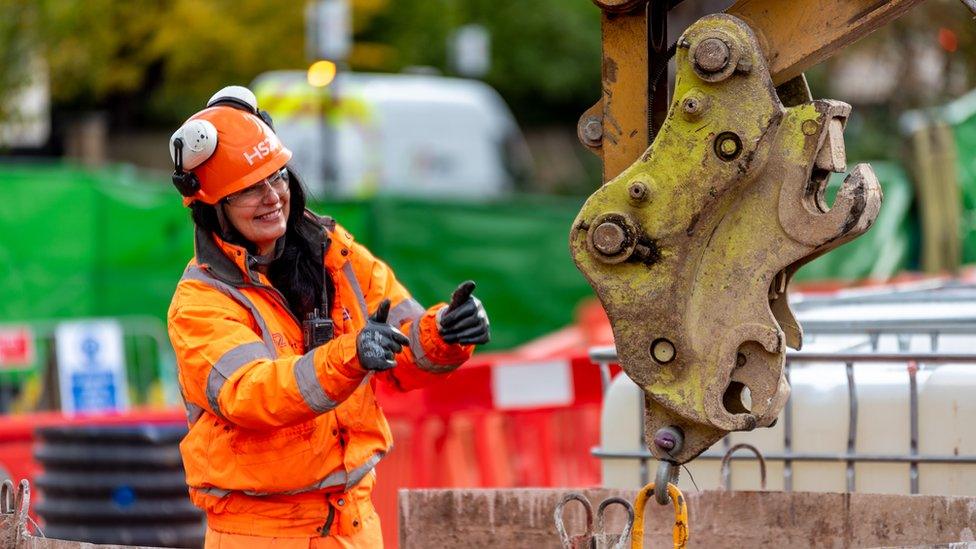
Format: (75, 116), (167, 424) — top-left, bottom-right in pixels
(33, 423), (203, 548)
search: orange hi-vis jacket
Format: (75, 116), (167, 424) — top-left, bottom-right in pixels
(167, 211), (472, 537)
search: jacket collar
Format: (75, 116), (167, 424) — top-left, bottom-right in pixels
(194, 208), (345, 287)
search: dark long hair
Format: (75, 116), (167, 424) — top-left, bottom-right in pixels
(189, 165), (324, 321)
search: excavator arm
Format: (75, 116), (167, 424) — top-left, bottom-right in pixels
(572, 0), (938, 472)
(580, 0), (928, 182)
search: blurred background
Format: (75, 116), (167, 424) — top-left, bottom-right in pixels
(1, 1), (976, 547)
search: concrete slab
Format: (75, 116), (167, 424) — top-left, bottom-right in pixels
(399, 488), (976, 548)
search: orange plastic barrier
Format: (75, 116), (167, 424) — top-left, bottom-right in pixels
(0, 350), (612, 547)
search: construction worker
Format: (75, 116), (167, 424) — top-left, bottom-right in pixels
(166, 86), (490, 548)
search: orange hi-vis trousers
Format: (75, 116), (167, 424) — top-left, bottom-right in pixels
(204, 517), (382, 549)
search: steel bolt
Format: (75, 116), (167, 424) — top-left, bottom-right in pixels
(802, 119), (819, 136)
(652, 426), (684, 455)
(628, 182), (648, 202)
(680, 90), (708, 120)
(592, 222), (627, 256)
(593, 0), (647, 13)
(582, 116), (604, 146)
(694, 38), (730, 73)
(651, 338), (676, 363)
(720, 139), (738, 156)
(653, 430), (676, 451)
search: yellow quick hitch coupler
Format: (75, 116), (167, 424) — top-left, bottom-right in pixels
(570, 13), (882, 464)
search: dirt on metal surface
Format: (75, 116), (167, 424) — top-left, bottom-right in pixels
(597, 8), (650, 183)
(570, 13), (882, 464)
(399, 488), (976, 548)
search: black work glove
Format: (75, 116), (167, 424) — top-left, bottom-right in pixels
(356, 299), (410, 371)
(437, 281), (490, 345)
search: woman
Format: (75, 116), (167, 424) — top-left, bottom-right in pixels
(166, 86), (490, 548)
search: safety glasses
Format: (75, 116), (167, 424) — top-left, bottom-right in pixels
(224, 168), (290, 207)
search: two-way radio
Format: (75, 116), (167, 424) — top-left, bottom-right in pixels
(303, 241), (335, 351)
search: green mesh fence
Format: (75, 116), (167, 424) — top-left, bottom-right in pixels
(793, 161), (917, 282)
(945, 89), (976, 264)
(0, 160), (915, 352)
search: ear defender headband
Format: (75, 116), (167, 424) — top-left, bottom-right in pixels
(205, 86), (277, 132)
(168, 85), (277, 198)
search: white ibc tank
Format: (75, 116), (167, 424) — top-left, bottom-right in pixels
(599, 358), (976, 495)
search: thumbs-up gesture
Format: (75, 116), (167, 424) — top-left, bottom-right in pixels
(437, 281), (491, 345)
(356, 299), (410, 371)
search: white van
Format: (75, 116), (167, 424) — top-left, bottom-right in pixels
(251, 71), (532, 200)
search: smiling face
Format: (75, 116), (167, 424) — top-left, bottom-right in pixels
(222, 168), (291, 256)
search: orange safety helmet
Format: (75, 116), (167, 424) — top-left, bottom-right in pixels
(169, 86), (292, 206)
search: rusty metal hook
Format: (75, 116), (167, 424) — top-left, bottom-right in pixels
(720, 442), (767, 490)
(0, 479), (13, 514)
(555, 492), (595, 548)
(595, 497), (635, 549)
(1, 479), (31, 545)
(632, 482), (688, 549)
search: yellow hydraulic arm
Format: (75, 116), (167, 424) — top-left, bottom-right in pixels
(580, 0), (927, 183)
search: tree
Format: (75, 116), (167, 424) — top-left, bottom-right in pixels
(31, 0), (306, 125)
(0, 0), (38, 131)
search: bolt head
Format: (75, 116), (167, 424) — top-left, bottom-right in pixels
(695, 38), (730, 73)
(628, 182), (648, 201)
(592, 222), (627, 256)
(592, 0), (646, 13)
(653, 431), (676, 451)
(583, 117), (604, 144)
(720, 138), (738, 155)
(802, 119), (819, 136)
(682, 97), (700, 114)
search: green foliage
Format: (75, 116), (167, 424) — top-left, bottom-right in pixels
(3, 0), (973, 130)
(6, 0), (601, 126)
(0, 0), (36, 127)
(357, 0), (602, 124)
(31, 0), (306, 121)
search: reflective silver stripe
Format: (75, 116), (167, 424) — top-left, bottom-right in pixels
(343, 450), (384, 491)
(409, 318), (459, 372)
(293, 350), (339, 413)
(186, 402), (204, 425)
(232, 451), (386, 497)
(359, 371), (374, 388)
(193, 487), (231, 498)
(181, 266), (278, 357)
(206, 342), (272, 417)
(342, 261), (368, 318)
(213, 341), (271, 378)
(179, 383), (205, 425)
(389, 298), (425, 328)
